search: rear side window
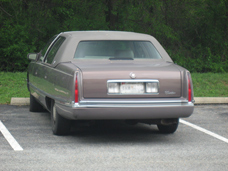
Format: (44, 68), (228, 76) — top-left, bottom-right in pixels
(74, 41), (162, 59)
(44, 36), (65, 64)
(39, 36), (56, 61)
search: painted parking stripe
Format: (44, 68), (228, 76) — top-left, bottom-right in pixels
(180, 119), (228, 144)
(0, 120), (23, 151)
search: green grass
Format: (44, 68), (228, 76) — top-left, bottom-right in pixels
(0, 72), (227, 104)
(0, 72), (30, 104)
(191, 73), (228, 97)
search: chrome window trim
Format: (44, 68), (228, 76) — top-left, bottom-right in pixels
(42, 32), (63, 63)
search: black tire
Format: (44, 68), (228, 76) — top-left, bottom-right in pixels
(51, 101), (71, 135)
(157, 119), (179, 134)
(29, 94), (45, 112)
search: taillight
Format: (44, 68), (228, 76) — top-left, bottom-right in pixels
(75, 74), (79, 103)
(187, 73), (192, 102)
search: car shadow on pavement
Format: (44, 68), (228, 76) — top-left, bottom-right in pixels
(70, 120), (175, 144)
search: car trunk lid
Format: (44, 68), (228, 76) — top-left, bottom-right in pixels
(72, 59), (181, 98)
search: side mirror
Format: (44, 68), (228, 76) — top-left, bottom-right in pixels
(27, 53), (38, 61)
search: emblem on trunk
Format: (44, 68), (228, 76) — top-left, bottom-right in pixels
(129, 72), (136, 79)
(165, 91), (176, 95)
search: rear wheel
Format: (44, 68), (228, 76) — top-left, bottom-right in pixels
(51, 101), (71, 135)
(157, 119), (179, 134)
(29, 94), (45, 112)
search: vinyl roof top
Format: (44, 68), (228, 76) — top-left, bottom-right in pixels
(60, 31), (153, 40)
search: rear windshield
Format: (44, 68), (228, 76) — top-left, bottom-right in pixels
(74, 41), (162, 59)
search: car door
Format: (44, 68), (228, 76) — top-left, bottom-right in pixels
(38, 36), (66, 105)
(28, 36), (57, 104)
(29, 35), (65, 106)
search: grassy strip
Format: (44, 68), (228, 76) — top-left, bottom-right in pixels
(191, 73), (228, 97)
(0, 72), (30, 104)
(0, 72), (227, 104)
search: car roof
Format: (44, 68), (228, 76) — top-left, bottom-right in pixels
(60, 31), (153, 40)
(51, 31), (173, 65)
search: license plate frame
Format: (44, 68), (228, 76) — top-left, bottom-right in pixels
(107, 79), (159, 95)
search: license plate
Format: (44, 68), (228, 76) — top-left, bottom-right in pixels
(120, 83), (145, 94)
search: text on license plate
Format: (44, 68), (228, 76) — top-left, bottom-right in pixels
(120, 83), (145, 94)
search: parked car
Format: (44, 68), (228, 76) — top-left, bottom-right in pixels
(27, 31), (194, 135)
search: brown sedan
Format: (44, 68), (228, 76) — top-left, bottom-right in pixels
(27, 31), (194, 135)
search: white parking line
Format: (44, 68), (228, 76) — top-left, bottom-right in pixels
(0, 120), (23, 151)
(180, 119), (228, 144)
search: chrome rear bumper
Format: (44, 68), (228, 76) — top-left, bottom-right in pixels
(56, 99), (194, 120)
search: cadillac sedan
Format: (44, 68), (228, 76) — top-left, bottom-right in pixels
(27, 31), (194, 135)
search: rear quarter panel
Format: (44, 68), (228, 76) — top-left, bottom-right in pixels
(48, 63), (76, 104)
(28, 62), (77, 107)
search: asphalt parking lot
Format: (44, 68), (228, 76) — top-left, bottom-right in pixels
(0, 104), (228, 170)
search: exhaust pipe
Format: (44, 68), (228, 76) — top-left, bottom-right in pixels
(161, 119), (179, 126)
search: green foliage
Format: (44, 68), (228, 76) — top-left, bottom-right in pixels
(0, 0), (227, 72)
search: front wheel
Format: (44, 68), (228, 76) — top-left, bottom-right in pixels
(51, 101), (71, 135)
(157, 119), (179, 134)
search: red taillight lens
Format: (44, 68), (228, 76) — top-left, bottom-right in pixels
(75, 74), (79, 103)
(188, 73), (192, 102)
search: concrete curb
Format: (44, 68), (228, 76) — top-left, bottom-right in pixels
(10, 98), (30, 106)
(10, 97), (228, 106)
(194, 97), (228, 104)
